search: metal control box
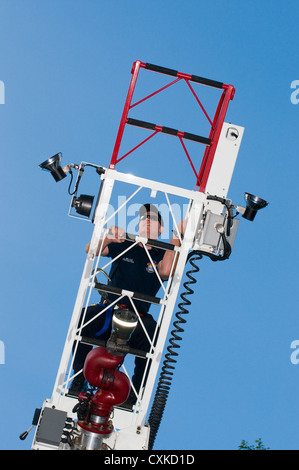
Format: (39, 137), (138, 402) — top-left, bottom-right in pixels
(196, 210), (240, 254)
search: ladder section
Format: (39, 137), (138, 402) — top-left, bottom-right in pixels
(44, 167), (206, 449)
(109, 60), (235, 191)
(32, 60), (243, 450)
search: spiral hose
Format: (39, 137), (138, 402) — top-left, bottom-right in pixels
(148, 252), (202, 450)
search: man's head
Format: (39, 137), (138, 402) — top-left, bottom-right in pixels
(138, 203), (164, 240)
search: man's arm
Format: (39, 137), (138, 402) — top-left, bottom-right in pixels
(85, 226), (126, 257)
(158, 220), (186, 281)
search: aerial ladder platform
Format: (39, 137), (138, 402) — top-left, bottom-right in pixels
(22, 61), (267, 450)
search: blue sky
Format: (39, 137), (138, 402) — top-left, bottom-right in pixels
(0, 0), (298, 450)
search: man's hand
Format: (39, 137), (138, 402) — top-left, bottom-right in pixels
(85, 225), (126, 255)
(107, 225), (126, 243)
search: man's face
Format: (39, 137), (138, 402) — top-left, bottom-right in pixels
(138, 211), (164, 240)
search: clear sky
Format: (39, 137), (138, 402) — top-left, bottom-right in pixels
(0, 0), (298, 451)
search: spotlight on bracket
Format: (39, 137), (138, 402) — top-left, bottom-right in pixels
(71, 194), (94, 217)
(242, 192), (268, 221)
(39, 152), (67, 182)
(106, 308), (138, 356)
(112, 309), (138, 342)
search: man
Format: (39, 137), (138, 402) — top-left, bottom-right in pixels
(69, 203), (183, 405)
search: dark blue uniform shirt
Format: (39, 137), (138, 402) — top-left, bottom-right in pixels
(107, 240), (165, 314)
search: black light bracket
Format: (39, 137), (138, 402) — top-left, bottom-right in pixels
(38, 153), (106, 220)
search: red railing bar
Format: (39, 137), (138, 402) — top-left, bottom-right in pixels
(110, 61), (142, 168)
(184, 78), (214, 127)
(178, 135), (198, 179)
(196, 90), (226, 185)
(115, 130), (159, 164)
(197, 85), (235, 191)
(130, 78), (182, 109)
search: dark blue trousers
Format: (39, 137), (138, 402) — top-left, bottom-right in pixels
(73, 303), (156, 394)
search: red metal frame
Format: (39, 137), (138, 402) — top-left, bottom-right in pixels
(109, 60), (235, 192)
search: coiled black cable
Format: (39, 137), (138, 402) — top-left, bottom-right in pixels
(148, 252), (202, 450)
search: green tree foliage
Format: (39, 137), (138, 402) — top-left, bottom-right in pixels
(238, 438), (270, 450)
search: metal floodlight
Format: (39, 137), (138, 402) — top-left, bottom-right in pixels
(71, 194), (94, 217)
(111, 308), (138, 342)
(242, 192), (269, 221)
(39, 152), (67, 182)
(111, 309), (138, 343)
(105, 308), (138, 356)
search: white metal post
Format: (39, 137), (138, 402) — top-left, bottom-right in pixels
(51, 177), (115, 407)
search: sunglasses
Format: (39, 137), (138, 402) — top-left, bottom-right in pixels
(140, 214), (159, 222)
